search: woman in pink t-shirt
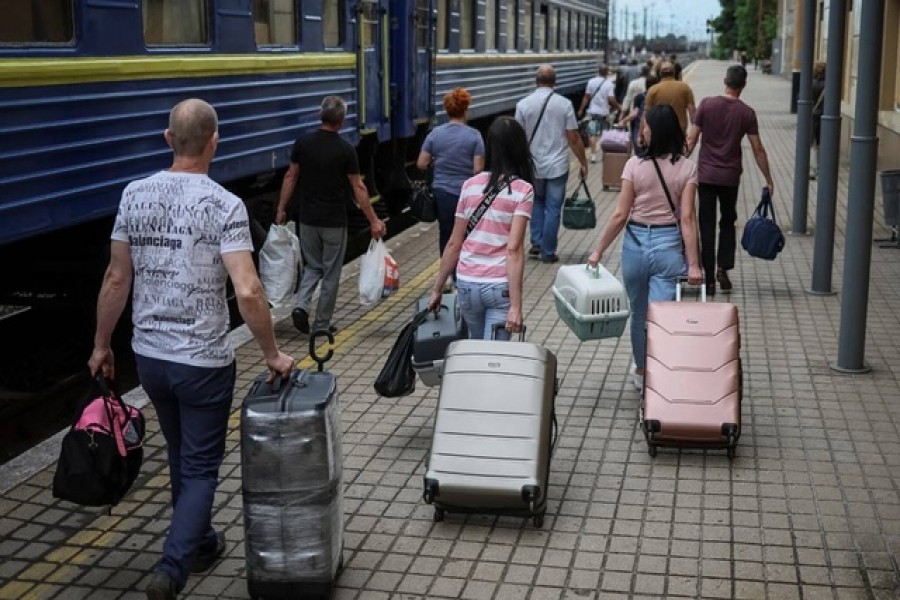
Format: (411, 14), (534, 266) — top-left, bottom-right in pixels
(587, 104), (702, 389)
(427, 117), (534, 339)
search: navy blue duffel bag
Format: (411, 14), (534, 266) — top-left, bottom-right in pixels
(741, 188), (785, 260)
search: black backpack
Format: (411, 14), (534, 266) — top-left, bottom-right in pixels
(53, 375), (145, 508)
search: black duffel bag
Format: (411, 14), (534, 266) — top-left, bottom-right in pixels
(374, 309), (429, 397)
(409, 182), (438, 223)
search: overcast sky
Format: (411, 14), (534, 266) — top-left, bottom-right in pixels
(611, 0), (723, 41)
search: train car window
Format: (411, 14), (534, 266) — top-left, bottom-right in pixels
(254, 0), (297, 46)
(484, 0), (496, 50)
(459, 0), (474, 50)
(359, 0), (376, 48)
(323, 0), (343, 47)
(547, 7), (556, 51)
(522, 0), (532, 50)
(559, 9), (567, 51)
(535, 5), (545, 51)
(437, 0), (447, 49)
(505, 0), (515, 51)
(0, 0), (73, 44)
(416, 0), (428, 48)
(144, 0), (209, 45)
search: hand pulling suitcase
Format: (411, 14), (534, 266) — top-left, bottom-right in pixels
(241, 332), (343, 600)
(411, 293), (467, 386)
(423, 335), (558, 527)
(641, 282), (742, 458)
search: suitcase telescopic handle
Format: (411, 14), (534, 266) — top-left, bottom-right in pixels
(675, 278), (706, 303)
(309, 329), (335, 372)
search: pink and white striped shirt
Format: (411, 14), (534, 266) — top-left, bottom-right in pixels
(455, 172), (534, 284)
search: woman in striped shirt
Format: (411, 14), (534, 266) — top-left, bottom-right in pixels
(427, 117), (535, 339)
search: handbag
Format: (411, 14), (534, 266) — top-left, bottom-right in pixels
(741, 187), (785, 260)
(562, 178), (596, 230)
(409, 181), (438, 223)
(374, 309), (430, 397)
(53, 374), (145, 508)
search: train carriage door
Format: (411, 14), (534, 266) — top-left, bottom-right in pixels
(416, 0), (436, 124)
(357, 0), (390, 139)
(388, 0), (434, 138)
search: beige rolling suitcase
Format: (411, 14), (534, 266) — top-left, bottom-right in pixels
(602, 152), (630, 191)
(422, 338), (557, 527)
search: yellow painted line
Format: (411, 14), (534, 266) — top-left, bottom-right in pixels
(44, 546), (80, 564)
(66, 529), (104, 546)
(0, 582), (34, 600)
(0, 53), (355, 88)
(46, 565), (82, 584)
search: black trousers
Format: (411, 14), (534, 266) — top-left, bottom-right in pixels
(698, 183), (739, 283)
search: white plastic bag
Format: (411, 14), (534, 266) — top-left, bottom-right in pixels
(359, 239), (388, 306)
(259, 223), (301, 307)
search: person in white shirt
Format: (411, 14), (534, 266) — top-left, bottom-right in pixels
(622, 65), (649, 115)
(578, 65), (620, 163)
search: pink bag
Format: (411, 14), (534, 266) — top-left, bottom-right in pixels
(600, 129), (631, 153)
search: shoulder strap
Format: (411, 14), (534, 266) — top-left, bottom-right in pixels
(466, 175), (511, 237)
(650, 157), (679, 219)
(529, 93), (554, 145)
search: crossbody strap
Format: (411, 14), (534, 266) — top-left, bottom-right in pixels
(650, 156), (687, 255)
(529, 92), (554, 145)
(466, 175), (511, 237)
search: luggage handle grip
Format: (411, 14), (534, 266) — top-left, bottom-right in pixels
(309, 329), (335, 372)
(675, 278), (707, 303)
(585, 263), (601, 279)
(491, 323), (526, 341)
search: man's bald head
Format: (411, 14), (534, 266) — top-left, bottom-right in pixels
(659, 61), (675, 77)
(167, 99), (218, 157)
(535, 65), (556, 87)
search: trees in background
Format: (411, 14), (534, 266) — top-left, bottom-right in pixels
(710, 0), (777, 60)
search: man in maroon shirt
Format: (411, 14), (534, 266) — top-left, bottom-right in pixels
(686, 65), (775, 295)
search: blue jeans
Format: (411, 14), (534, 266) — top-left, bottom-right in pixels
(456, 280), (510, 340)
(621, 225), (684, 370)
(531, 173), (569, 259)
(433, 187), (459, 256)
(135, 354), (235, 591)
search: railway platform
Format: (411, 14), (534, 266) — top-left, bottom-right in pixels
(1, 59), (899, 599)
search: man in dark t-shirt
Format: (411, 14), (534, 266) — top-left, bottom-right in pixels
(276, 95), (386, 333)
(686, 65), (775, 296)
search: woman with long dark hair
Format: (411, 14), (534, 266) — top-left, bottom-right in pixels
(427, 116), (534, 339)
(587, 104), (702, 389)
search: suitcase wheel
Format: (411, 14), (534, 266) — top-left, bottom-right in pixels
(727, 444), (736, 459)
(433, 508), (445, 522)
(647, 444), (658, 457)
(532, 514), (545, 528)
(603, 185), (609, 191)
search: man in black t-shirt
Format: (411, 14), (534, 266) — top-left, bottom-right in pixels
(276, 96), (386, 334)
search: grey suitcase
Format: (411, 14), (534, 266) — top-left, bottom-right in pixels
(411, 293), (467, 386)
(240, 333), (343, 600)
(422, 339), (557, 527)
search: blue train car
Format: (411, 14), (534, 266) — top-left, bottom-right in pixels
(0, 0), (608, 299)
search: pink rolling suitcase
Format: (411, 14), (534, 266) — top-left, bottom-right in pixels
(641, 282), (742, 458)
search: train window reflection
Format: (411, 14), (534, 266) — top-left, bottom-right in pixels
(505, 0), (516, 50)
(535, 5), (545, 51)
(437, 0), (447, 49)
(485, 0), (496, 50)
(459, 0), (474, 50)
(144, 0), (209, 45)
(523, 0), (532, 50)
(254, 0), (297, 46)
(416, 0), (428, 48)
(559, 10), (568, 50)
(0, 0), (73, 44)
(323, 0), (343, 47)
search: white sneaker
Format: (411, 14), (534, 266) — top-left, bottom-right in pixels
(632, 373), (644, 390)
(590, 154), (597, 164)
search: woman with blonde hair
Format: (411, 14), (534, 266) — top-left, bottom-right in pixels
(417, 88), (485, 256)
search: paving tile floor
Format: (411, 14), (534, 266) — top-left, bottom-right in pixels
(1, 60), (899, 599)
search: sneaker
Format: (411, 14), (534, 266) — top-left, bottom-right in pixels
(528, 246), (541, 257)
(191, 530), (226, 574)
(716, 268), (732, 292)
(145, 571), (177, 600)
(541, 254), (560, 264)
(291, 308), (310, 334)
(632, 373), (644, 391)
(590, 154), (598, 164)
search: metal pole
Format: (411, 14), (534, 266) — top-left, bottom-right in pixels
(808, 0), (847, 295)
(791, 0), (815, 234)
(833, 0), (885, 374)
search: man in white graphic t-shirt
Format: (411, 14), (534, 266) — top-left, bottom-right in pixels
(88, 99), (294, 600)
